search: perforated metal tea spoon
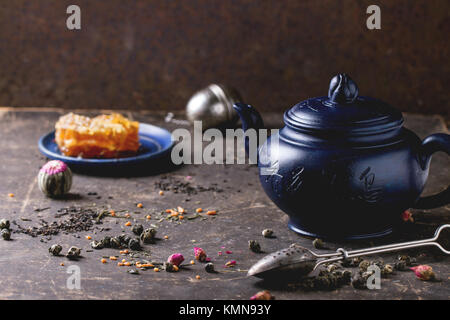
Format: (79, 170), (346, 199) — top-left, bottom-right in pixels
(247, 224), (450, 279)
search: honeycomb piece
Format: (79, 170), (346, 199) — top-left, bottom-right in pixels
(55, 113), (140, 158)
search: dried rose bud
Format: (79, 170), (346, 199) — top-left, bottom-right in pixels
(194, 247), (207, 262)
(250, 290), (274, 300)
(225, 260), (236, 267)
(410, 265), (435, 281)
(167, 253), (185, 267)
(402, 210), (414, 222)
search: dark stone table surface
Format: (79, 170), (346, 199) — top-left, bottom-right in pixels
(0, 107), (448, 300)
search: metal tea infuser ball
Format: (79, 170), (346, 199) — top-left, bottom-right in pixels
(248, 224), (450, 279)
(186, 84), (242, 129)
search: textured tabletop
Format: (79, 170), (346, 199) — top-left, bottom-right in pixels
(0, 108), (448, 299)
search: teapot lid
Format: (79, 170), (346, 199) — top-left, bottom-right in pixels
(284, 74), (403, 136)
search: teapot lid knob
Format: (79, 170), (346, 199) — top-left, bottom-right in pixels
(328, 73), (359, 104)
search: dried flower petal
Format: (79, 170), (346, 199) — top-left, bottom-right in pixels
(402, 210), (414, 222)
(410, 265), (435, 281)
(225, 260), (236, 267)
(194, 247), (207, 262)
(40, 160), (68, 175)
(250, 290), (274, 300)
(167, 253), (185, 267)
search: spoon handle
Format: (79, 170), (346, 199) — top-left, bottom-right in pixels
(314, 224), (450, 269)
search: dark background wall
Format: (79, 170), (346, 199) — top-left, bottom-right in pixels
(0, 0), (448, 118)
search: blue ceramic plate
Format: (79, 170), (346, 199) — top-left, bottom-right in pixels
(38, 123), (174, 168)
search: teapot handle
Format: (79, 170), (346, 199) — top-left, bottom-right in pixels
(413, 133), (450, 209)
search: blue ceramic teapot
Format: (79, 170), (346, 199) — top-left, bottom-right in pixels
(234, 74), (450, 240)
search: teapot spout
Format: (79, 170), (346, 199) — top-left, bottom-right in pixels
(233, 103), (265, 155)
